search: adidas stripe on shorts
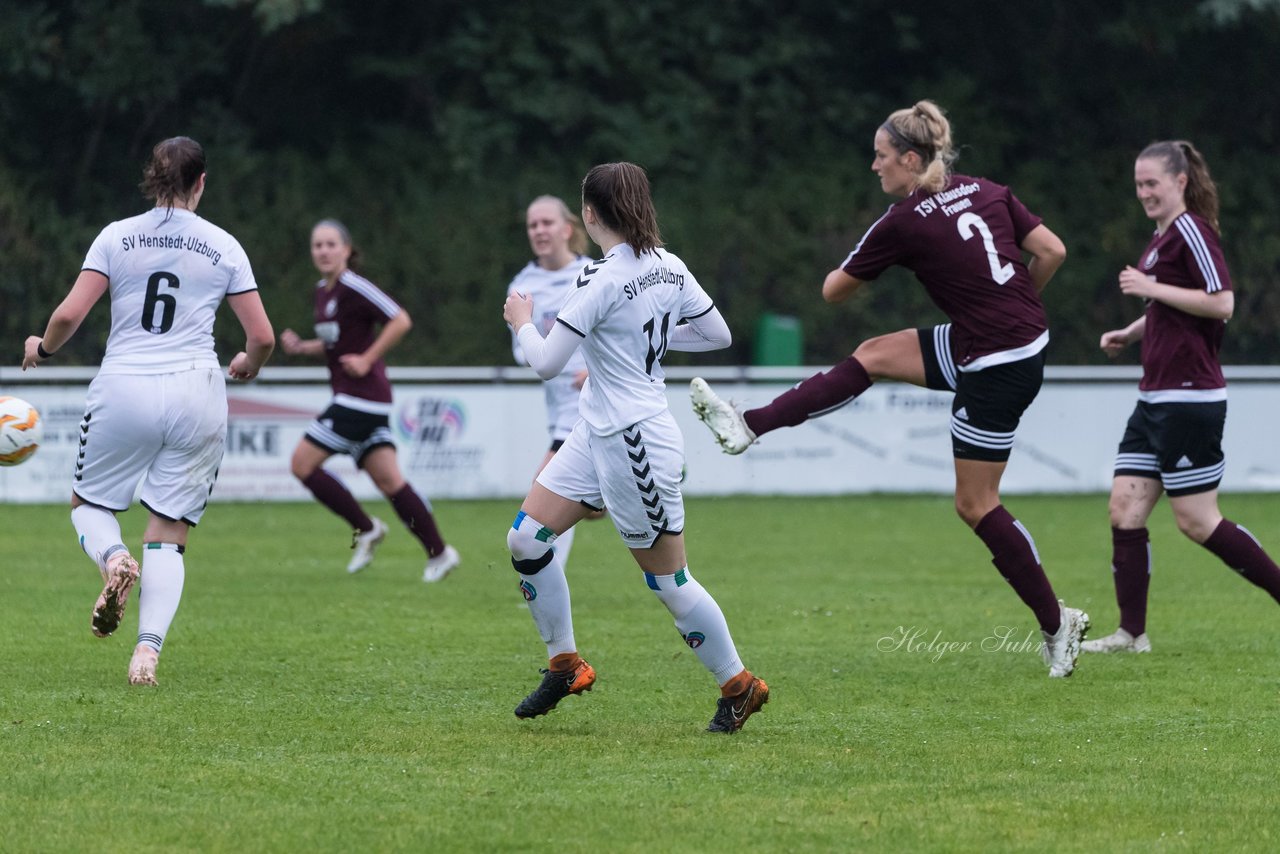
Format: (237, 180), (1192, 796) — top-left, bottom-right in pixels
(303, 399), (396, 467)
(918, 324), (1045, 463)
(1114, 400), (1226, 496)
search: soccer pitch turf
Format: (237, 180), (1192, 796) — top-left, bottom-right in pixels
(3, 494), (1279, 852)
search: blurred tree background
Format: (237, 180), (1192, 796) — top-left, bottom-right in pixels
(2, 0), (1277, 368)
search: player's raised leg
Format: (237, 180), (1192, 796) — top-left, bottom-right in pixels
(71, 501), (140, 638)
(68, 389), (157, 638)
(691, 330), (921, 454)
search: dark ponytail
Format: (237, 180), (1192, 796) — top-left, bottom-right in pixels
(140, 137), (205, 217)
(1138, 140), (1221, 233)
(581, 162), (662, 255)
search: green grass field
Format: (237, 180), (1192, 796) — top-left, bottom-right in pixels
(3, 493), (1280, 852)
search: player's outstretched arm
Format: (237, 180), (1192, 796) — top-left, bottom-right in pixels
(822, 268), (864, 303)
(668, 306), (731, 352)
(22, 271), (109, 369)
(228, 290), (275, 381)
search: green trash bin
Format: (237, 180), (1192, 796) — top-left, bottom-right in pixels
(753, 312), (803, 365)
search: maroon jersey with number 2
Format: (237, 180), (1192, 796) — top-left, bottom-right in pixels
(841, 175), (1047, 369)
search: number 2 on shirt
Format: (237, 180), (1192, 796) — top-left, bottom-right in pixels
(956, 213), (1014, 285)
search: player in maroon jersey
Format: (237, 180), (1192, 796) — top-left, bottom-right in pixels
(280, 219), (460, 582)
(1083, 141), (1280, 654)
(692, 100), (1089, 677)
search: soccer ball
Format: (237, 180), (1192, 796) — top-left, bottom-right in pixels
(0, 396), (43, 466)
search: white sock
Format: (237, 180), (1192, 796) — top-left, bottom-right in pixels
(508, 512), (576, 658)
(137, 544), (185, 653)
(646, 568), (745, 685)
(71, 504), (128, 571)
(554, 524), (577, 568)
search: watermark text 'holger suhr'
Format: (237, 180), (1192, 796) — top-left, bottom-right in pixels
(877, 626), (1044, 663)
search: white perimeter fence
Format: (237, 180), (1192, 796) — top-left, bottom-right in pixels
(3, 365), (1280, 503)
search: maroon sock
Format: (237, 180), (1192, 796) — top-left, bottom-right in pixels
(974, 505), (1061, 633)
(1111, 526), (1152, 636)
(301, 469), (372, 531)
(743, 356), (872, 438)
(390, 484), (446, 557)
(1202, 519), (1280, 604)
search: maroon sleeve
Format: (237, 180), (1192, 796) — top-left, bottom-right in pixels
(841, 206), (902, 282)
(1005, 186), (1044, 245)
(1177, 215), (1232, 294)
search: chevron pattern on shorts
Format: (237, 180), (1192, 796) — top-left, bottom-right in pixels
(75, 410), (91, 482)
(624, 424), (669, 533)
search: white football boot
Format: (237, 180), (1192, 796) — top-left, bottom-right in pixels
(690, 378), (756, 455)
(422, 545), (461, 583)
(1081, 627), (1151, 654)
(1041, 600), (1091, 678)
(347, 517), (388, 573)
(92, 553), (140, 638)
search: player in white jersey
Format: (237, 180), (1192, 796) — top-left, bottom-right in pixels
(501, 162), (769, 734)
(21, 137), (275, 687)
(505, 195), (599, 567)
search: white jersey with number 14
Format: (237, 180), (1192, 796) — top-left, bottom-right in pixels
(555, 243), (714, 435)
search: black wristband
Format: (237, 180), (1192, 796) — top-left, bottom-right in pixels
(37, 341), (54, 359)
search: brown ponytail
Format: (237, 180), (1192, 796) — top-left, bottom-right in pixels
(581, 163), (663, 255)
(140, 137), (205, 216)
(1138, 140), (1221, 233)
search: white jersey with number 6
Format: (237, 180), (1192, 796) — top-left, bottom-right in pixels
(555, 243), (714, 436)
(82, 207), (258, 375)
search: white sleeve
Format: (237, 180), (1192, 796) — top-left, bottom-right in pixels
(515, 320), (583, 380)
(668, 306), (731, 352)
(511, 332), (528, 366)
(82, 224), (114, 276)
(224, 239), (258, 295)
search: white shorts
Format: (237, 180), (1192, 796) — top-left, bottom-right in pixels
(544, 373), (583, 443)
(74, 368), (228, 525)
(536, 409), (686, 548)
